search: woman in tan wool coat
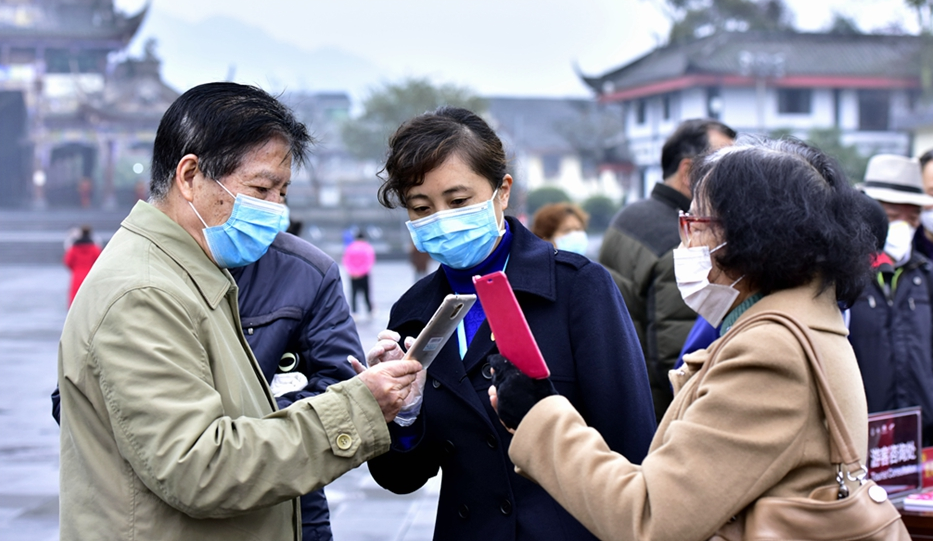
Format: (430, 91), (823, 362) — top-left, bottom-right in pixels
(489, 138), (888, 541)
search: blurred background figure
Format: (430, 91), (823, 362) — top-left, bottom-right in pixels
(77, 177), (93, 208)
(342, 230), (376, 319)
(409, 241), (431, 283)
(851, 153), (933, 446)
(598, 118), (735, 423)
(531, 202), (590, 256)
(286, 219), (304, 237)
(134, 179), (149, 202)
(915, 149), (933, 260)
(63, 225), (101, 308)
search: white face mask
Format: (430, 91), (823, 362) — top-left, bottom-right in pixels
(884, 220), (915, 266)
(673, 242), (742, 328)
(554, 230), (589, 256)
(921, 209), (933, 234)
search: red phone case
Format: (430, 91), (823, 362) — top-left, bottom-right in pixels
(472, 271), (550, 379)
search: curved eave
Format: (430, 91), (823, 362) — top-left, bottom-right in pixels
(579, 74), (603, 95)
(115, 3), (149, 46)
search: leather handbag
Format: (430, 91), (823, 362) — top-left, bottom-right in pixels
(696, 310), (911, 541)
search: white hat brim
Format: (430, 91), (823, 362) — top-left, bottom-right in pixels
(861, 186), (933, 207)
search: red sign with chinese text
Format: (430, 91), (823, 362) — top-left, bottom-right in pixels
(867, 407), (922, 497)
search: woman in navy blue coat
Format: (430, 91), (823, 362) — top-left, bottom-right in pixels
(364, 106), (656, 541)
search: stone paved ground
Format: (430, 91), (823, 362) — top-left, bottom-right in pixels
(0, 260), (440, 541)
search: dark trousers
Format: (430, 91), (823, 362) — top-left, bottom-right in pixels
(350, 274), (372, 313)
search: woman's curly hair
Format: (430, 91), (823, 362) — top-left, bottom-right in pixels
(690, 136), (876, 306)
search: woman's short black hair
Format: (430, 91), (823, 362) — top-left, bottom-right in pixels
(377, 106), (507, 209)
(691, 136), (875, 306)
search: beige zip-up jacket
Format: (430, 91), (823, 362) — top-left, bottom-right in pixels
(58, 201), (390, 540)
(509, 282), (868, 541)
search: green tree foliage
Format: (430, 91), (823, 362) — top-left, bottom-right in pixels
(905, 0), (933, 100)
(525, 187), (571, 218)
(554, 103), (628, 170)
(826, 13), (861, 35)
(581, 195), (621, 232)
(769, 128), (869, 184)
(661, 0), (794, 43)
(906, 0), (933, 33)
(806, 128), (871, 184)
(341, 77), (486, 162)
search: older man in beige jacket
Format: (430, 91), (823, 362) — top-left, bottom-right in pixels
(57, 83), (421, 541)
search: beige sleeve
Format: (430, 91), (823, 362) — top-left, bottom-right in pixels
(93, 287), (389, 519)
(509, 322), (815, 541)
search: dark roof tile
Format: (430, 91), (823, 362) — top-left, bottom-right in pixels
(589, 32), (921, 94)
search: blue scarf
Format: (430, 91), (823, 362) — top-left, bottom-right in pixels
(441, 220), (513, 347)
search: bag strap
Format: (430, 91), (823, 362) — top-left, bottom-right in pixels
(689, 310), (863, 472)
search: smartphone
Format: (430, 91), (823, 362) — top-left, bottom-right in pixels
(402, 294), (477, 369)
(472, 271), (550, 379)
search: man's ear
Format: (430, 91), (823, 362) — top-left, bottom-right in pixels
(677, 157), (693, 194)
(174, 154), (200, 203)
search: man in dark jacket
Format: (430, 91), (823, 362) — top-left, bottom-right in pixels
(852, 154), (933, 446)
(598, 118), (735, 421)
(53, 230), (362, 541)
(913, 149), (933, 260)
(231, 230), (362, 541)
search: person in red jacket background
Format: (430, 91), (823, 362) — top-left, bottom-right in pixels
(63, 225), (102, 307)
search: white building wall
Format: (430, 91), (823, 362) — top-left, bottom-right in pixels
(720, 87), (758, 130)
(523, 154), (545, 192)
(557, 155), (584, 195)
(809, 89), (837, 126)
(839, 90), (860, 131)
(680, 88), (707, 119)
(620, 84), (913, 199)
(914, 128), (933, 157)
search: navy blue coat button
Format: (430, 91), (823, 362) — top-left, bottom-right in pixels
(486, 433), (497, 449)
(500, 499), (512, 515)
(432, 378), (441, 389)
(481, 363), (493, 379)
(459, 504), (470, 519)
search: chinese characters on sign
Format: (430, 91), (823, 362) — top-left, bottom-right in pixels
(867, 407), (922, 497)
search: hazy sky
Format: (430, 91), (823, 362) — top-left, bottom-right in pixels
(113, 0), (922, 98)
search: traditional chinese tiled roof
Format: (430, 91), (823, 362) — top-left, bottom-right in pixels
(488, 97), (617, 154)
(583, 32), (922, 100)
(0, 1), (147, 47)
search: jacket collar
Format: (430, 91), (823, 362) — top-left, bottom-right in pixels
(391, 216), (557, 327)
(651, 182), (691, 212)
(120, 201), (235, 309)
(390, 217), (558, 379)
(682, 281), (846, 373)
(739, 280), (847, 337)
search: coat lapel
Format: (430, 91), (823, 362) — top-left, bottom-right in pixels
(391, 219), (562, 418)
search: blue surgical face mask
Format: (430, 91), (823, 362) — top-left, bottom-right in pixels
(555, 230), (589, 256)
(189, 180), (289, 268)
(406, 189), (503, 269)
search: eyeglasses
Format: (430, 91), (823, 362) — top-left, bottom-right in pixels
(678, 210), (720, 245)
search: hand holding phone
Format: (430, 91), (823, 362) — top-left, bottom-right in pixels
(472, 271), (550, 379)
(402, 294), (477, 369)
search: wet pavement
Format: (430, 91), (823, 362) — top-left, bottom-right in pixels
(0, 260), (440, 541)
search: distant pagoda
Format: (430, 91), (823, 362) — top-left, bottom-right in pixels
(0, 0), (178, 209)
